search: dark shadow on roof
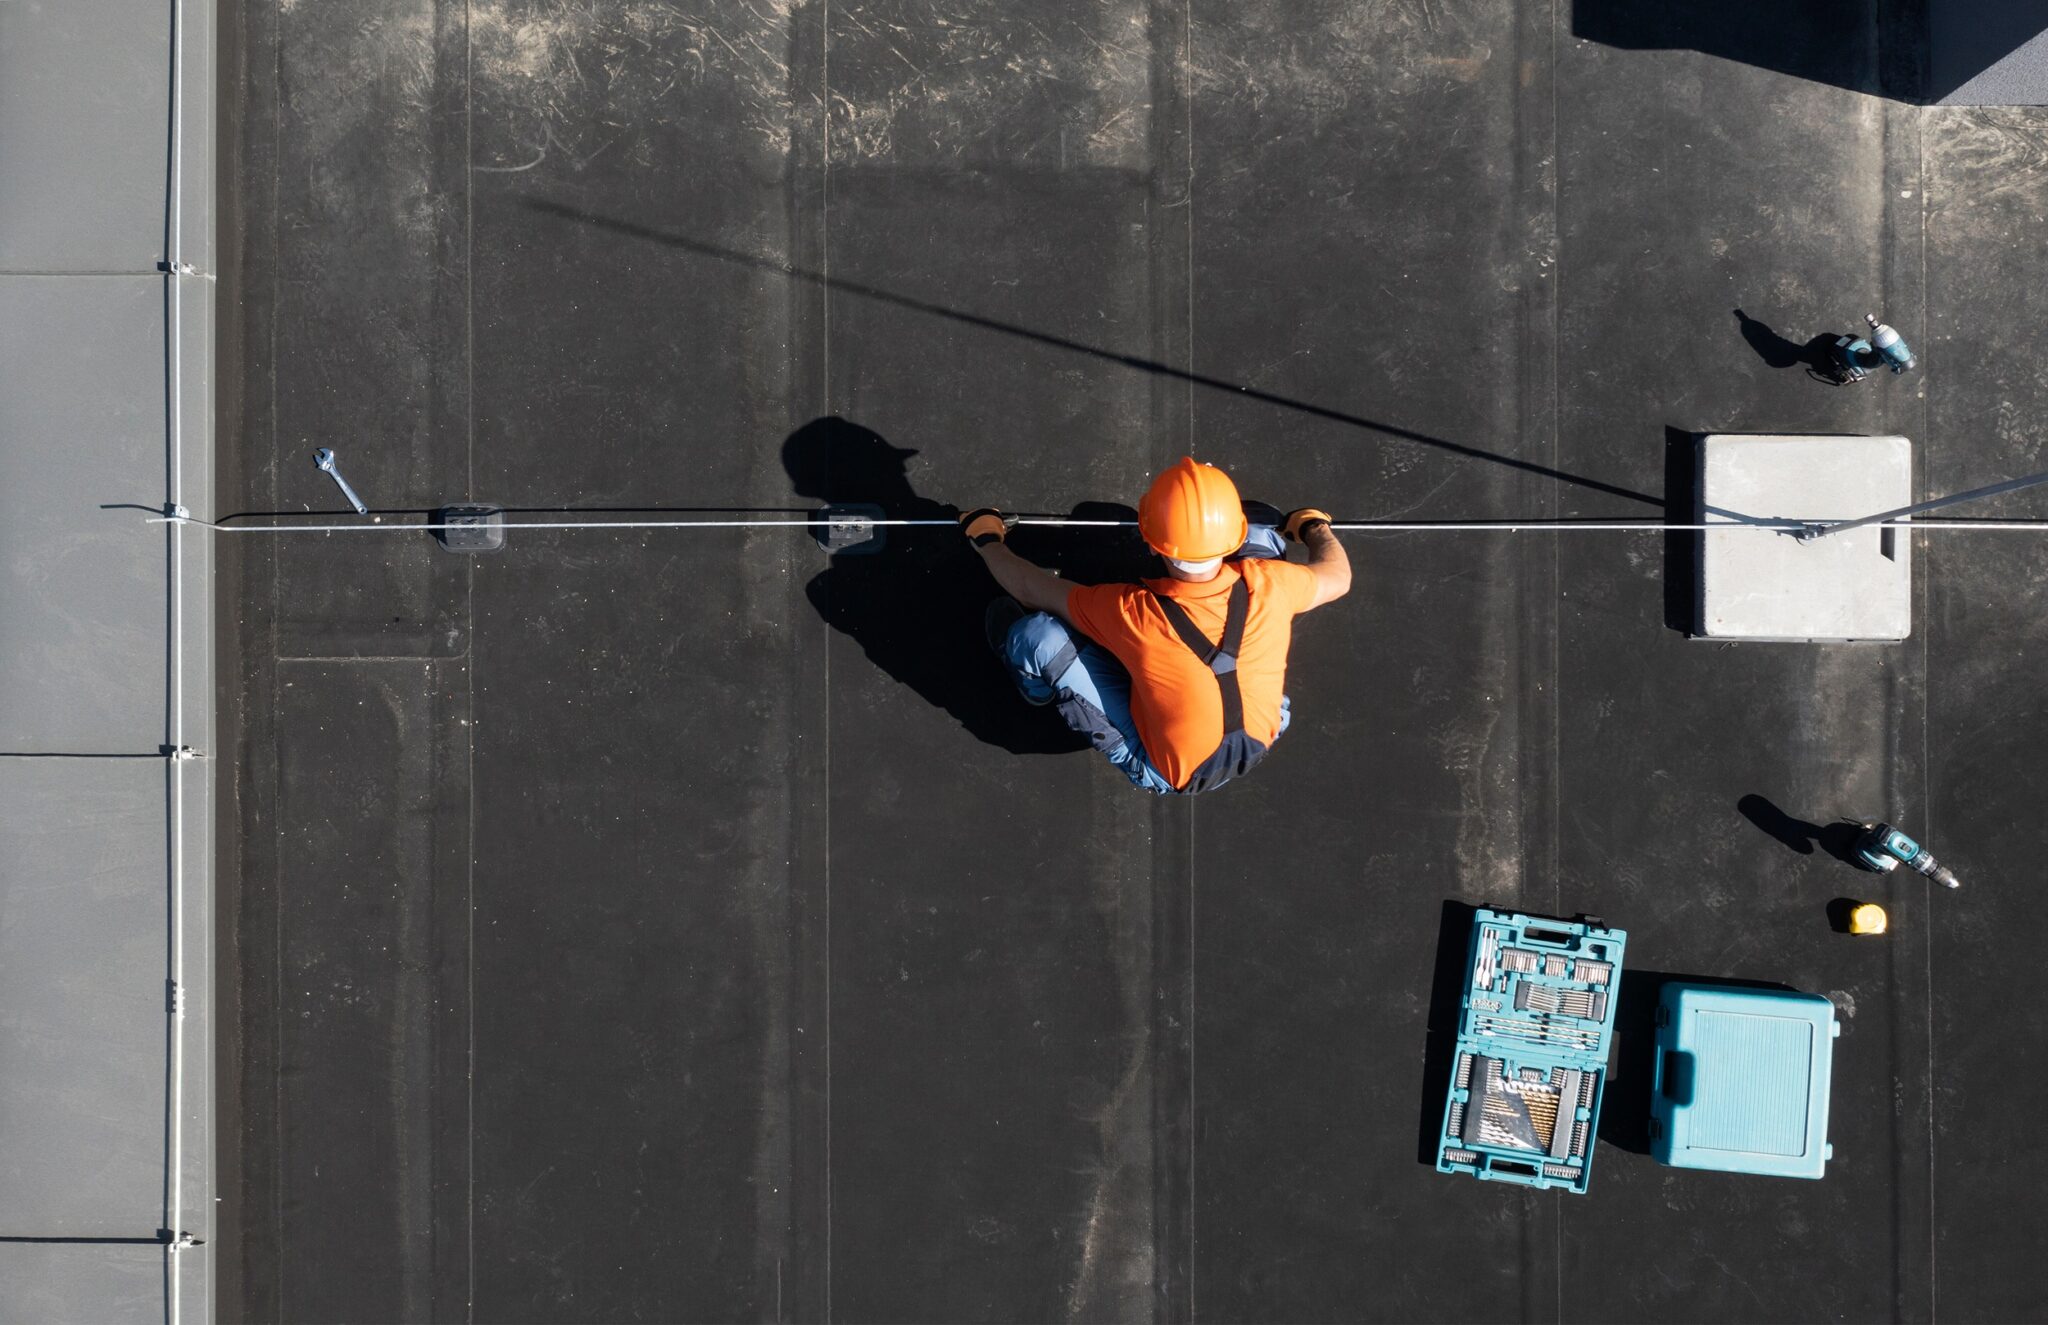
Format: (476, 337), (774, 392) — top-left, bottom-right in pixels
(784, 416), (1097, 756)
(526, 197), (1664, 511)
(1416, 899), (1479, 1166)
(1736, 795), (1867, 867)
(1574, 0), (1888, 93)
(1731, 309), (1839, 376)
(1574, 0), (2044, 103)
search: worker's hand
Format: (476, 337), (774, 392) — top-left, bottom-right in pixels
(1283, 508), (1333, 542)
(960, 507), (1008, 547)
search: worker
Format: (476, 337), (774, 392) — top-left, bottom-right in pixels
(960, 457), (1351, 794)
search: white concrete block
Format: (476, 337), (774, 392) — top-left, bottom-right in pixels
(1696, 434), (1912, 643)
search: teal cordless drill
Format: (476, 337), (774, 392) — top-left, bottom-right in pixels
(1854, 823), (1960, 889)
(1832, 313), (1916, 384)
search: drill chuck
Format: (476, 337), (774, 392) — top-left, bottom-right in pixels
(1917, 858), (1962, 890)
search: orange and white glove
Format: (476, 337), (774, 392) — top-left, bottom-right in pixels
(959, 507), (1008, 547)
(1283, 508), (1333, 542)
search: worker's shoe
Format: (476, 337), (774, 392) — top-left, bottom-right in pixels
(984, 597), (1028, 655)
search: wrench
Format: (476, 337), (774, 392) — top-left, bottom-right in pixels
(312, 448), (369, 515)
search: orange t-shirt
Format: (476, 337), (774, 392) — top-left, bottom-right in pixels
(1065, 559), (1319, 790)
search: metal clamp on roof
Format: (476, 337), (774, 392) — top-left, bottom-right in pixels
(813, 502), (885, 557)
(434, 504), (507, 553)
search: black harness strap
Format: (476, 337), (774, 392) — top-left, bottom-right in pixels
(1151, 577), (1250, 735)
(1040, 636), (1081, 689)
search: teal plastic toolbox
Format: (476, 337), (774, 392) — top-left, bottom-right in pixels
(1649, 985), (1838, 1179)
(1436, 909), (1627, 1194)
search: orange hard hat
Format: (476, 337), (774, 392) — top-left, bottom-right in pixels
(1138, 457), (1247, 561)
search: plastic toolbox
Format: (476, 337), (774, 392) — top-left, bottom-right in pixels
(1436, 909), (1627, 1193)
(1649, 985), (1838, 1179)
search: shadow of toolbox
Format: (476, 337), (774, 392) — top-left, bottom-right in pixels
(1436, 909), (1627, 1194)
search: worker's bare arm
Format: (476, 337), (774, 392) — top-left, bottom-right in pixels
(977, 543), (1076, 620)
(1300, 523), (1352, 610)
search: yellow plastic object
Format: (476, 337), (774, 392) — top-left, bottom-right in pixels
(1848, 902), (1888, 935)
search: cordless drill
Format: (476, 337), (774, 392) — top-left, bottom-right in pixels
(1831, 313), (1915, 383)
(1854, 823), (1961, 889)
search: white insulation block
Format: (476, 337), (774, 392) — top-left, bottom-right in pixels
(1697, 434), (1912, 643)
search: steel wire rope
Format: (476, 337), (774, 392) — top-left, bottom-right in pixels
(148, 513), (2048, 534)
(164, 0), (202, 1306)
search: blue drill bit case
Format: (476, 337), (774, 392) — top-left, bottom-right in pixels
(1648, 985), (1838, 1179)
(1436, 909), (1627, 1194)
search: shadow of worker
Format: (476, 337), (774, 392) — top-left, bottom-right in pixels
(782, 417), (1089, 755)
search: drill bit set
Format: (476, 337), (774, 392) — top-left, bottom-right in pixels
(1442, 1058), (1592, 1166)
(1437, 909), (1627, 1194)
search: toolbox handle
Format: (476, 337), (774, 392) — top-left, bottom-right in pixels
(1656, 1049), (1696, 1106)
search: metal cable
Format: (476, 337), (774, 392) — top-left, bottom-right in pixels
(165, 0), (194, 1309)
(149, 513), (2048, 534)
